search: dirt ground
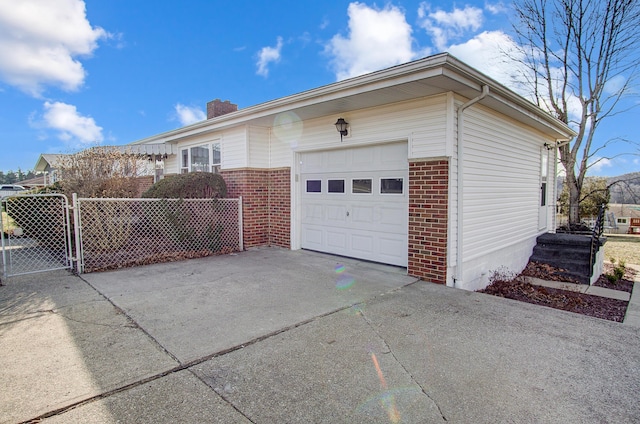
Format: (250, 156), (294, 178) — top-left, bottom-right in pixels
(480, 278), (630, 322)
(603, 234), (640, 266)
(480, 261), (636, 323)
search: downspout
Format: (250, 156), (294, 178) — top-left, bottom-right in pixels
(455, 85), (489, 288)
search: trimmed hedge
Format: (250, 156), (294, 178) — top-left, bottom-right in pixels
(142, 172), (227, 199)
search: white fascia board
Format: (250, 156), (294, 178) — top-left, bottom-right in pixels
(131, 55), (453, 145)
(442, 55), (576, 139)
(130, 52), (574, 145)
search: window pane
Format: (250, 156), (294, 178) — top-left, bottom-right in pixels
(191, 146), (209, 172)
(181, 149), (188, 168)
(352, 179), (372, 194)
(328, 179), (345, 193)
(306, 180), (321, 193)
(381, 178), (403, 194)
(212, 143), (221, 165)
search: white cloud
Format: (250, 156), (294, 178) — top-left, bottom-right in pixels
(256, 36), (283, 77)
(603, 74), (627, 96)
(326, 2), (417, 81)
(0, 0), (108, 96)
(418, 3), (483, 51)
(174, 104), (206, 126)
(42, 101), (103, 145)
(447, 31), (530, 92)
(485, 2), (508, 14)
(588, 157), (613, 173)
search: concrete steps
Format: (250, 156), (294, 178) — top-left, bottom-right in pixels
(529, 233), (604, 285)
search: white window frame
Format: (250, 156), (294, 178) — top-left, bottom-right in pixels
(379, 177), (404, 195)
(305, 179), (322, 193)
(351, 178), (373, 195)
(180, 142), (221, 173)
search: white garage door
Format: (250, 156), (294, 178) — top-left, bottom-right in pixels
(300, 143), (408, 266)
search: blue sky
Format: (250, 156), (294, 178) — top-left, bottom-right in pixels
(0, 0), (637, 177)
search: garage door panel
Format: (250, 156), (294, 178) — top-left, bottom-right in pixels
(303, 204), (324, 222)
(302, 226), (324, 248)
(352, 149), (375, 167)
(351, 205), (375, 225)
(326, 205), (348, 223)
(351, 233), (374, 255)
(327, 150), (348, 170)
(300, 143), (408, 267)
(380, 143), (407, 164)
(377, 205), (407, 232)
(379, 236), (406, 255)
(326, 231), (347, 250)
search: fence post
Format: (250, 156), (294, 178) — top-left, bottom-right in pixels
(1, 199), (7, 279)
(72, 193), (84, 274)
(238, 196), (243, 251)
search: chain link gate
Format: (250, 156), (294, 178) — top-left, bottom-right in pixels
(1, 194), (74, 279)
(1, 194), (243, 278)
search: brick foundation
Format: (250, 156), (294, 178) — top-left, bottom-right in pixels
(221, 168), (290, 249)
(408, 159), (449, 284)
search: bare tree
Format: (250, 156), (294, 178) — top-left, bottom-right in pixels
(56, 146), (149, 198)
(511, 0), (640, 226)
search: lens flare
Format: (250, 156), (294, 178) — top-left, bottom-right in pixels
(334, 264), (346, 274)
(336, 274), (355, 290)
(273, 111), (303, 148)
(371, 353), (401, 423)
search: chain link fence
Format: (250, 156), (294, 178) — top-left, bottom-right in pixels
(1, 194), (73, 277)
(77, 197), (242, 272)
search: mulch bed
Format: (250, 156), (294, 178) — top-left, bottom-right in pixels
(592, 263), (635, 293)
(479, 262), (636, 323)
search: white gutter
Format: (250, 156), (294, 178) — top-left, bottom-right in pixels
(455, 85), (489, 288)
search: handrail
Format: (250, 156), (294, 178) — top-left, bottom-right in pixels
(589, 204), (606, 276)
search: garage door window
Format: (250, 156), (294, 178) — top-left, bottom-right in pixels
(306, 180), (322, 193)
(328, 179), (345, 193)
(380, 178), (403, 194)
(352, 179), (372, 194)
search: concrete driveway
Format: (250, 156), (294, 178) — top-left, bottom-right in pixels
(1, 247), (639, 423)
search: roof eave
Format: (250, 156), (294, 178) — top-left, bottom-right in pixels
(132, 52), (575, 144)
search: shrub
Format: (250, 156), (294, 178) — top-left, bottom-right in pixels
(142, 173), (228, 251)
(142, 172), (227, 199)
(606, 258), (626, 284)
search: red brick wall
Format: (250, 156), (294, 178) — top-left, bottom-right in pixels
(221, 168), (290, 249)
(408, 159), (449, 284)
(134, 176), (155, 197)
(268, 168), (291, 248)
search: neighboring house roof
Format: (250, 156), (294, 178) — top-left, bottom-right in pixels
(16, 175), (45, 187)
(608, 203), (640, 219)
(34, 154), (68, 172)
(131, 53), (576, 146)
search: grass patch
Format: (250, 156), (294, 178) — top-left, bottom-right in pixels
(603, 234), (640, 266)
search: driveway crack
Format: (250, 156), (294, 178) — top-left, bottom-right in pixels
(78, 275), (182, 364)
(188, 368), (257, 424)
(359, 310), (448, 422)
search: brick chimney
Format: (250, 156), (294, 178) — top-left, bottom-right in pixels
(207, 99), (238, 119)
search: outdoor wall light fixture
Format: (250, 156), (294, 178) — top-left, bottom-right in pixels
(334, 118), (349, 142)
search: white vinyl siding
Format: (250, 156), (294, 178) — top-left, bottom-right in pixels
(263, 95), (448, 166)
(460, 104), (555, 261)
(247, 126), (270, 168)
(221, 127), (248, 169)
